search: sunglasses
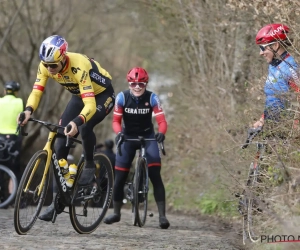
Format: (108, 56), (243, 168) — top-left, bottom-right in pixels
(42, 62), (59, 69)
(259, 42), (277, 52)
(129, 82), (147, 88)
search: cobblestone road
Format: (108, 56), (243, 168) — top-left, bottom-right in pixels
(0, 207), (242, 250)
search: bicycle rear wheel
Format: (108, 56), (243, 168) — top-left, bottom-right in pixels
(69, 153), (113, 234)
(133, 157), (148, 227)
(0, 164), (18, 208)
(14, 150), (50, 235)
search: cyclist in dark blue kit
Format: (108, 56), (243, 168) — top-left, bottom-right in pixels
(104, 67), (170, 229)
(252, 23), (300, 129)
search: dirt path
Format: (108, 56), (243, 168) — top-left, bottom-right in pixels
(0, 207), (243, 250)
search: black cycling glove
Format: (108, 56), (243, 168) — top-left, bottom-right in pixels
(155, 133), (165, 143)
(115, 132), (124, 145)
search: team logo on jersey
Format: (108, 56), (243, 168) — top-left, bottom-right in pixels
(145, 102), (149, 106)
(71, 67), (81, 74)
(96, 105), (102, 112)
(104, 97), (113, 108)
(125, 108), (150, 114)
(64, 76), (70, 79)
(83, 85), (92, 90)
(35, 78), (40, 82)
(80, 71), (88, 84)
(90, 71), (106, 84)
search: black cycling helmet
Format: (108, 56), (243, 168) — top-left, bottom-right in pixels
(105, 139), (114, 149)
(5, 81), (20, 92)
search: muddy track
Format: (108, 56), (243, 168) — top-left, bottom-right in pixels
(0, 207), (243, 250)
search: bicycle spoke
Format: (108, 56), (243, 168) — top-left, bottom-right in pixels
(69, 153), (113, 234)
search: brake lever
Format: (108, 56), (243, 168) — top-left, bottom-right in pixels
(116, 137), (123, 156)
(160, 141), (166, 156)
(65, 124), (72, 147)
(16, 112), (29, 136)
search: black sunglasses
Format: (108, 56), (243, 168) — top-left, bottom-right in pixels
(42, 62), (59, 69)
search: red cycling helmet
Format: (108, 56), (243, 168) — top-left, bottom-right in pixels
(256, 23), (289, 44)
(127, 67), (149, 83)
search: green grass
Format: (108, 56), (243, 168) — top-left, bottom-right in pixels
(197, 189), (238, 217)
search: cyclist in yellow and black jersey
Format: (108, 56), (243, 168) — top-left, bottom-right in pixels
(27, 52), (113, 121)
(18, 35), (115, 221)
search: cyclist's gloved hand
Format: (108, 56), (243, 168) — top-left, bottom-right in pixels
(115, 132), (124, 145)
(155, 133), (165, 143)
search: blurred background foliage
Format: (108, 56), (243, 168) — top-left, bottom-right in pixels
(1, 0), (300, 221)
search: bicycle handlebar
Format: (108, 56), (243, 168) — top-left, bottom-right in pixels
(241, 126), (262, 149)
(17, 114), (82, 147)
(116, 136), (166, 156)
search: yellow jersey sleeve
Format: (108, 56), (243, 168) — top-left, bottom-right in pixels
(26, 63), (49, 111)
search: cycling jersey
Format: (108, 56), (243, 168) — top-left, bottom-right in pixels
(264, 54), (299, 109)
(26, 52), (112, 124)
(112, 90), (167, 136)
(0, 95), (23, 134)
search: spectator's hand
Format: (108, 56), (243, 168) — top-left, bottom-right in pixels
(64, 121), (78, 137)
(115, 132), (124, 145)
(17, 110), (31, 126)
(155, 133), (165, 143)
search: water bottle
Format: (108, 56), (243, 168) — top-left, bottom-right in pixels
(66, 163), (78, 188)
(58, 158), (70, 180)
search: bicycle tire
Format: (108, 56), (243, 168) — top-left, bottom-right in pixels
(133, 157), (148, 227)
(14, 150), (50, 235)
(0, 164), (18, 208)
(247, 164), (265, 243)
(69, 153), (114, 234)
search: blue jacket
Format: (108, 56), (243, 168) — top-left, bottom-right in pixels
(264, 55), (298, 109)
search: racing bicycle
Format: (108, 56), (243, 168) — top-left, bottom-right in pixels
(13, 115), (114, 234)
(0, 138), (18, 208)
(117, 136), (165, 227)
(238, 127), (291, 244)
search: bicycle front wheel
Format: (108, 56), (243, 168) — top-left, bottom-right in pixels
(133, 157), (148, 227)
(14, 150), (50, 235)
(69, 153), (114, 234)
(247, 165), (270, 243)
(0, 164), (18, 208)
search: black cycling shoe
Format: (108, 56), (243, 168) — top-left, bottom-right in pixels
(159, 216), (170, 229)
(38, 203), (55, 222)
(103, 214), (121, 224)
(78, 165), (96, 186)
